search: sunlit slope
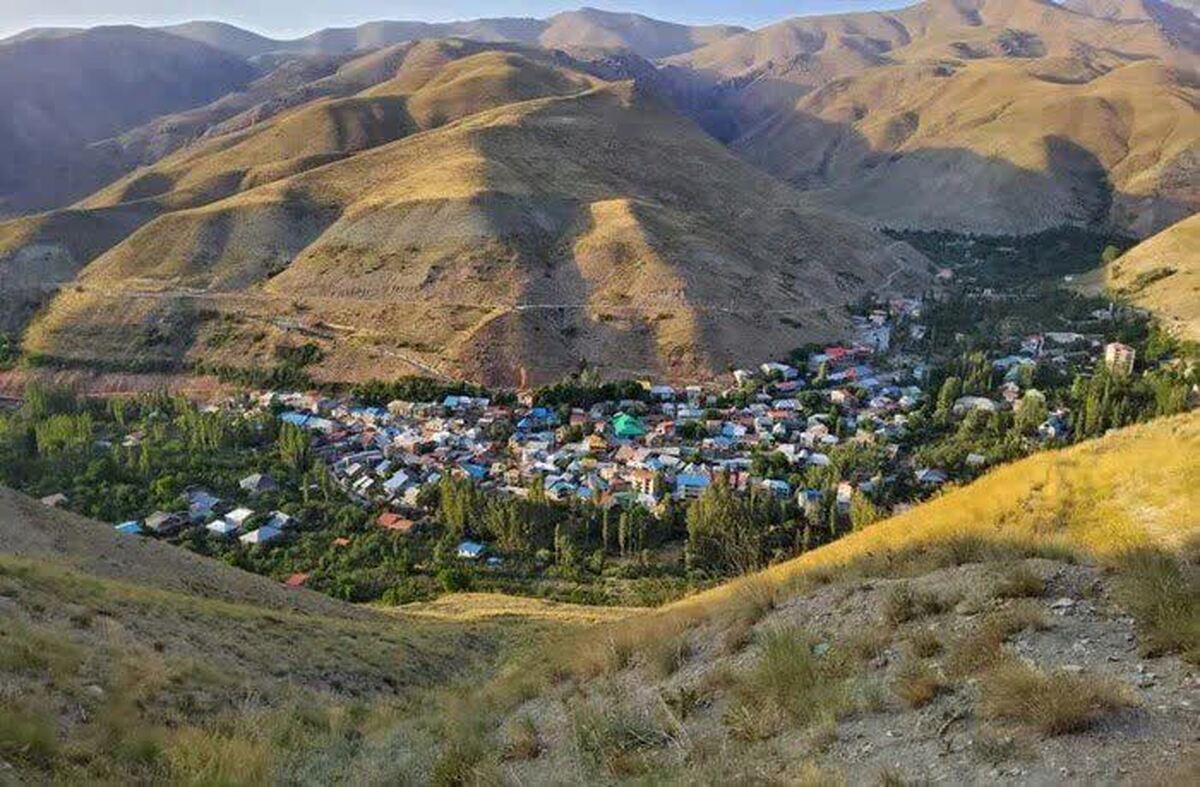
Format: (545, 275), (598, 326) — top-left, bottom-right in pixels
(670, 0), (1199, 236)
(689, 411), (1200, 617)
(25, 83), (928, 386)
(1106, 213), (1200, 341)
(736, 58), (1199, 235)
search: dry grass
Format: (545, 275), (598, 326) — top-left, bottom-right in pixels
(994, 563), (1046, 599)
(724, 626), (851, 740)
(881, 583), (949, 626)
(947, 603), (1049, 678)
(904, 628), (943, 659)
(891, 659), (945, 709)
(979, 659), (1134, 735)
(1115, 548), (1200, 663)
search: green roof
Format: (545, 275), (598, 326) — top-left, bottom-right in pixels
(612, 412), (647, 438)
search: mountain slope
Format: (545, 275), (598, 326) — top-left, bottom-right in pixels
(0, 27), (256, 216)
(668, 0), (1200, 236)
(431, 412), (1200, 783)
(0, 484), (629, 782)
(1106, 212), (1200, 341)
(19, 79), (928, 386)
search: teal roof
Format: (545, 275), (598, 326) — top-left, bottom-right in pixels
(612, 412), (647, 438)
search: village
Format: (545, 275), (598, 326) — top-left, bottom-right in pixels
(73, 281), (1164, 593)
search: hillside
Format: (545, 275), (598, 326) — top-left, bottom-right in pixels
(15, 75), (929, 386)
(0, 485), (631, 782)
(1106, 212), (1200, 341)
(0, 27), (255, 216)
(668, 0), (1200, 236)
(411, 412), (1200, 783)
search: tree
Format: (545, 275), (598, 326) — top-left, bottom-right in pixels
(935, 376), (962, 421)
(849, 492), (881, 531)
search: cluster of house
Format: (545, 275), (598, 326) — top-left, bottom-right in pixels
(111, 472), (295, 545)
(248, 311), (940, 531)
(70, 293), (1144, 557)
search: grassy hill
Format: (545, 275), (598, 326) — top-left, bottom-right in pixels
(0, 485), (631, 782)
(14, 64), (928, 386)
(669, 0), (1199, 237)
(1106, 212), (1200, 341)
(408, 412), (1200, 783)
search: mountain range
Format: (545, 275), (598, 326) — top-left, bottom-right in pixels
(0, 0), (1196, 384)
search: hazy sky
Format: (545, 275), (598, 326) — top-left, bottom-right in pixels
(0, 1), (914, 39)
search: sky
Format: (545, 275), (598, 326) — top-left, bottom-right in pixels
(0, 1), (915, 40)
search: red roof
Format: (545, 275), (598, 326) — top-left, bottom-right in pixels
(376, 512), (416, 532)
(284, 573), (309, 588)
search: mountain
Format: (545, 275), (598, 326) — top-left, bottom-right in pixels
(161, 8), (746, 60)
(9, 49), (928, 386)
(0, 26), (255, 216)
(668, 0), (1200, 236)
(157, 20), (289, 58)
(1106, 213), (1200, 341)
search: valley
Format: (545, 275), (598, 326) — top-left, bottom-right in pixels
(0, 1), (1197, 784)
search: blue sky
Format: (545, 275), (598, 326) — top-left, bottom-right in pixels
(1, 1), (915, 40)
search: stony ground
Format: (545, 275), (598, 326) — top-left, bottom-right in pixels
(498, 558), (1199, 785)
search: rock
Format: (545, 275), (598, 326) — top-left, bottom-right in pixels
(85, 684), (105, 699)
(1108, 654), (1121, 662)
(1050, 597), (1076, 610)
(813, 641), (831, 656)
(1061, 664), (1085, 674)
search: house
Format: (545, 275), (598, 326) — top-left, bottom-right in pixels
(674, 474), (710, 500)
(240, 526), (284, 546)
(114, 521), (143, 536)
(952, 396), (998, 415)
(144, 511), (186, 536)
(240, 473), (278, 494)
(611, 413), (647, 439)
(1104, 342), (1136, 376)
(916, 468), (949, 486)
(457, 540), (485, 560)
(377, 512), (416, 533)
(187, 490), (221, 522)
(760, 362), (799, 380)
(284, 573), (309, 588)
(206, 519), (241, 539)
(224, 507), (256, 529)
(39, 493), (68, 508)
(264, 511), (295, 531)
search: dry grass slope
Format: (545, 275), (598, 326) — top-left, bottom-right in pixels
(0, 485), (626, 782)
(20, 75), (928, 385)
(1106, 212), (1200, 342)
(405, 412), (1199, 783)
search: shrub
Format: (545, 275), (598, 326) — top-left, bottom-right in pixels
(644, 633), (692, 679)
(905, 628), (943, 658)
(0, 703), (57, 770)
(947, 604), (1047, 677)
(502, 716), (542, 761)
(994, 563), (1045, 599)
(1115, 549), (1200, 663)
(891, 660), (944, 708)
(979, 659), (1133, 735)
(882, 583), (947, 626)
(725, 627), (849, 739)
(571, 698), (669, 776)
